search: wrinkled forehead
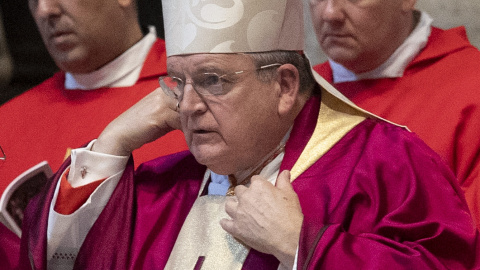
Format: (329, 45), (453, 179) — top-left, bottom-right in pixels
(166, 53), (255, 75)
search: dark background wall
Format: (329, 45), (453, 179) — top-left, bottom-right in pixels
(0, 0), (57, 105)
(0, 0), (164, 105)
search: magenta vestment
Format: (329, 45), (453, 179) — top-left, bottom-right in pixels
(0, 222), (20, 269)
(20, 94), (479, 269)
(314, 26), (480, 228)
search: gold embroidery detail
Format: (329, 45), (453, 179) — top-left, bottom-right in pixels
(290, 88), (366, 182)
(63, 148), (72, 161)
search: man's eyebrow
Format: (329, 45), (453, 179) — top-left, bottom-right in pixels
(166, 66), (185, 77)
(195, 64), (225, 74)
(168, 65), (227, 77)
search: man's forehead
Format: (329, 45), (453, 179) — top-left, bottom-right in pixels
(167, 54), (253, 74)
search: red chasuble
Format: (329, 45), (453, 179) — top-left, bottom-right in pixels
(20, 94), (479, 269)
(0, 39), (188, 193)
(314, 26), (480, 228)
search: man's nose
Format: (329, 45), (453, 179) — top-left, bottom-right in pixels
(31, 0), (61, 19)
(320, 0), (346, 22)
(180, 84), (208, 115)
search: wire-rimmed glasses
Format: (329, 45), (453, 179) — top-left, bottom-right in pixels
(159, 63), (282, 101)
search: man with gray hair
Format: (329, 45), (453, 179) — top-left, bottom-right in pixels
(20, 0), (478, 269)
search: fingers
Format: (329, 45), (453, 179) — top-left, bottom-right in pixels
(275, 170), (292, 190)
(249, 174), (275, 188)
(231, 183), (247, 198)
(152, 87), (182, 130)
(155, 87), (179, 113)
(224, 196), (238, 218)
(219, 218), (235, 235)
(222, 196), (239, 235)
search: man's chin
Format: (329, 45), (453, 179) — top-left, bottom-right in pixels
(194, 154), (235, 176)
(326, 49), (357, 62)
(55, 55), (93, 73)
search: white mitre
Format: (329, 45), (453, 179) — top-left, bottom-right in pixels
(161, 0), (304, 56)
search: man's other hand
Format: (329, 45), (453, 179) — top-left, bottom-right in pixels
(221, 170), (304, 269)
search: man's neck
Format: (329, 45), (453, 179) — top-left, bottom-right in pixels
(330, 11), (433, 83)
(64, 26), (157, 90)
(210, 129), (291, 196)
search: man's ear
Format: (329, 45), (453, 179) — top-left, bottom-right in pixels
(275, 64), (300, 116)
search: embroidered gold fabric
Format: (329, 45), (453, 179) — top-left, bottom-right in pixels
(290, 87), (367, 181)
(287, 70), (407, 182)
(164, 195), (249, 270)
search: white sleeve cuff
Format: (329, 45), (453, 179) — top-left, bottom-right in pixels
(68, 140), (129, 187)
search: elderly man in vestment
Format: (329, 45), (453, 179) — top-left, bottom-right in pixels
(20, 0), (479, 269)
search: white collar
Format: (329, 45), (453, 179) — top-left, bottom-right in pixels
(64, 26), (157, 90)
(330, 11), (433, 83)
